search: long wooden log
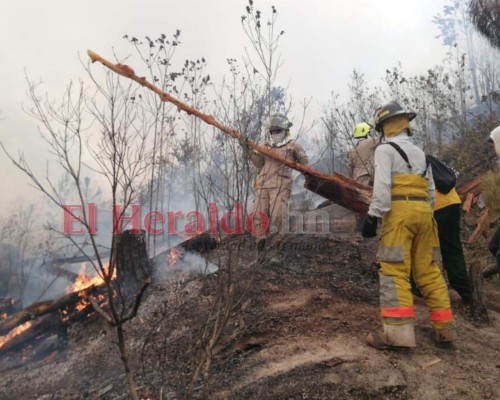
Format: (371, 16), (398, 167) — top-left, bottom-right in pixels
(467, 209), (489, 244)
(304, 173), (371, 214)
(0, 285), (102, 336)
(0, 314), (63, 355)
(87, 50), (372, 214)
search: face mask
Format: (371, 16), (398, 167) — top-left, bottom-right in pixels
(271, 132), (286, 144)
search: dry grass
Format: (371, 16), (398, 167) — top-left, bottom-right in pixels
(481, 171), (500, 219)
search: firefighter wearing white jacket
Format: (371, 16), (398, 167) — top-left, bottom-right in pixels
(487, 126), (500, 275)
(362, 101), (455, 350)
(490, 125), (500, 167)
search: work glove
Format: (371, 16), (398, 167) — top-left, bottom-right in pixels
(362, 215), (378, 238)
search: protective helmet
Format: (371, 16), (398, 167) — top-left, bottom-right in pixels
(490, 125), (500, 158)
(373, 101), (416, 132)
(267, 115), (293, 131)
(353, 122), (371, 139)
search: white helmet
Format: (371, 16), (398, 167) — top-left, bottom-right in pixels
(267, 115), (292, 131)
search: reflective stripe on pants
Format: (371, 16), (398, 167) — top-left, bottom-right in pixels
(377, 195), (454, 330)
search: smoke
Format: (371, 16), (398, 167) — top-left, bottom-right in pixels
(153, 251), (218, 284)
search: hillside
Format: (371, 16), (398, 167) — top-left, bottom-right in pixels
(0, 226), (499, 400)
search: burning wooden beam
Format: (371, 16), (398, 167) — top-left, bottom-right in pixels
(0, 314), (63, 355)
(0, 285), (102, 336)
(0, 230), (153, 362)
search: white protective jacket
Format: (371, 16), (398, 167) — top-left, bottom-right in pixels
(368, 131), (435, 218)
(491, 125), (500, 166)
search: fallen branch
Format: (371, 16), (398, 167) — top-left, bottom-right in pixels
(457, 176), (483, 201)
(462, 192), (475, 213)
(0, 314), (63, 355)
(467, 209), (489, 244)
(0, 285), (102, 335)
(87, 50), (372, 214)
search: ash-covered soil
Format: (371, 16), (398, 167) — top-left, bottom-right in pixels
(1, 231), (499, 400)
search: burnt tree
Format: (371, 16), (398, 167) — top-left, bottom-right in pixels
(112, 230), (153, 313)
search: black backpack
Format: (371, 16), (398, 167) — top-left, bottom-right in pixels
(383, 143), (457, 194)
(425, 155), (457, 194)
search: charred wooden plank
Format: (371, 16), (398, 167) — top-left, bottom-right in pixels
(0, 314), (64, 355)
(0, 285), (103, 336)
(179, 232), (217, 253)
(304, 173), (372, 215)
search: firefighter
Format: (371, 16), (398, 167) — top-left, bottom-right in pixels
(486, 125), (500, 275)
(362, 101), (455, 349)
(428, 185), (472, 304)
(411, 179), (472, 305)
(490, 125), (500, 167)
(347, 122), (379, 231)
(244, 115), (309, 256)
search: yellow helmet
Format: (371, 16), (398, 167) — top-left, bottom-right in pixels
(353, 122), (371, 139)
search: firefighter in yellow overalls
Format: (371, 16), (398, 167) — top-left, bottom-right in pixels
(362, 102), (456, 349)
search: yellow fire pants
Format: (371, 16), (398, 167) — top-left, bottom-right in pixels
(378, 175), (454, 332)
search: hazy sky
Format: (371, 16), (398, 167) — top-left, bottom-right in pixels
(0, 0), (450, 208)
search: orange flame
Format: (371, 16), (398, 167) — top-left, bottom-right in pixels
(168, 247), (182, 268)
(65, 263), (111, 294)
(63, 263), (115, 314)
(0, 321), (33, 349)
